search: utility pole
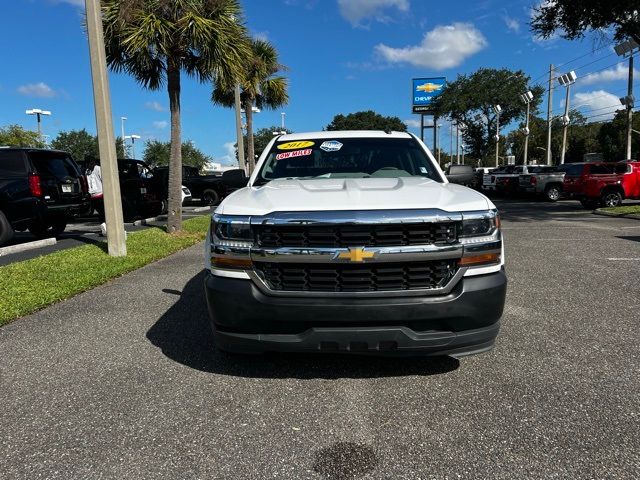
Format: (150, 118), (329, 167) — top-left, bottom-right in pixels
(433, 116), (438, 158)
(615, 40), (639, 159)
(437, 124), (441, 166)
(281, 112), (286, 130)
(494, 105), (502, 167)
(455, 122), (460, 164)
(558, 71), (577, 165)
(546, 64), (554, 165)
(449, 121), (453, 163)
(234, 84), (246, 173)
(626, 55), (634, 160)
(85, 0), (126, 256)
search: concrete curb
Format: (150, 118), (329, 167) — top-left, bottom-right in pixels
(593, 209), (640, 220)
(193, 206), (211, 213)
(132, 215), (166, 226)
(0, 238), (57, 257)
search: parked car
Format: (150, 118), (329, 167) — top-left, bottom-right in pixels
(153, 165), (248, 206)
(518, 166), (565, 201)
(474, 167), (493, 190)
(494, 165), (545, 195)
(0, 148), (91, 246)
(204, 131), (506, 356)
(563, 161), (640, 208)
(116, 159), (163, 221)
(445, 164), (474, 187)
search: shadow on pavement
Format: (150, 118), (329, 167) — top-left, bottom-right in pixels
(146, 271), (460, 379)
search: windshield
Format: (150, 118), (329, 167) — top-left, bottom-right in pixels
(255, 137), (442, 185)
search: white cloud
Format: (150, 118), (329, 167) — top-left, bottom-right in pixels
(404, 119), (421, 128)
(338, 0), (409, 26)
(503, 15), (520, 33)
(375, 23), (487, 70)
(580, 63), (639, 86)
(219, 142), (238, 165)
(152, 121), (168, 129)
(145, 101), (166, 112)
(572, 90), (623, 120)
(17, 82), (57, 98)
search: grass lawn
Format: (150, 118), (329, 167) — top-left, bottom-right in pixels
(599, 205), (640, 215)
(0, 215), (210, 326)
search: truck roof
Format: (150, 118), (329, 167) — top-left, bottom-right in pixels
(276, 131), (413, 141)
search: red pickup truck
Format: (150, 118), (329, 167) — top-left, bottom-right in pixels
(562, 161), (640, 208)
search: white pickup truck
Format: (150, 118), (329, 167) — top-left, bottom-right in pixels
(204, 131), (506, 357)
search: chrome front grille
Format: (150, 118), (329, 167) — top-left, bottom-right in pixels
(254, 223), (457, 248)
(254, 260), (458, 293)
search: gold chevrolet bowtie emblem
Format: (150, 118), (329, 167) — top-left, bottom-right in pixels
(337, 247), (375, 262)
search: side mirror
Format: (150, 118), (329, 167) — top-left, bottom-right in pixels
(446, 165), (474, 185)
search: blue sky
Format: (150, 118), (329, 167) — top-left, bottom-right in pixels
(2, 0), (637, 164)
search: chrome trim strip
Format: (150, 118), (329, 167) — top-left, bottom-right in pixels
(251, 244), (463, 264)
(250, 209), (463, 226)
(210, 268), (251, 279)
(248, 267), (468, 298)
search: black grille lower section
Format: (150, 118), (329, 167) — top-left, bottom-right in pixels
(255, 223), (457, 248)
(255, 260), (458, 293)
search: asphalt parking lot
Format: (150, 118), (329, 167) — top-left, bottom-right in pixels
(1, 199), (639, 479)
(0, 204), (211, 266)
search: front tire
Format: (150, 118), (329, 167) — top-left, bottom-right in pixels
(601, 190), (622, 208)
(202, 190), (219, 206)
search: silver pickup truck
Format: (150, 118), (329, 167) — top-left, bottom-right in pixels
(518, 166), (565, 201)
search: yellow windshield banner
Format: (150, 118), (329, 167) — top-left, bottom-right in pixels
(277, 141), (315, 150)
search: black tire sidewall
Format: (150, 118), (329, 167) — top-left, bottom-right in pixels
(545, 186), (560, 202)
(601, 191), (622, 208)
(202, 190), (219, 206)
(0, 209), (15, 246)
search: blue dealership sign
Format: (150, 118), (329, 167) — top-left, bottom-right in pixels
(412, 77), (446, 113)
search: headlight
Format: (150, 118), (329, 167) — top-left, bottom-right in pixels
(212, 214), (253, 246)
(460, 211), (499, 237)
(210, 214), (253, 270)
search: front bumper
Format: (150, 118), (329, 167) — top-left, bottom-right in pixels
(204, 268), (506, 356)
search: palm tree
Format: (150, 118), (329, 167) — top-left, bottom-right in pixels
(102, 0), (249, 233)
(212, 38), (289, 174)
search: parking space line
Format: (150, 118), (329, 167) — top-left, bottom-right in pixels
(607, 258), (640, 261)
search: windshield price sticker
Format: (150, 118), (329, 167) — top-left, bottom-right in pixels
(320, 141), (343, 152)
(277, 141), (315, 150)
(276, 149), (313, 160)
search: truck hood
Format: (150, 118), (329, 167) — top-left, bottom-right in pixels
(217, 177), (493, 215)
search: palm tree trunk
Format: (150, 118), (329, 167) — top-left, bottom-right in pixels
(243, 98), (256, 174)
(166, 61), (182, 233)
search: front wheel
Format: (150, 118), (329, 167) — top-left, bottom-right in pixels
(601, 191), (622, 208)
(545, 185), (561, 202)
(202, 190), (219, 206)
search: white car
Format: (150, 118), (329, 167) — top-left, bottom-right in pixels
(205, 131), (506, 356)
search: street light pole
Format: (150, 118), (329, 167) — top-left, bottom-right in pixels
(120, 116), (127, 156)
(494, 105), (502, 167)
(546, 64), (554, 165)
(85, 0), (126, 257)
(125, 134), (141, 159)
(455, 122), (460, 165)
(25, 109), (51, 140)
(281, 112), (286, 130)
(437, 124), (441, 166)
(558, 71), (577, 165)
(520, 91), (534, 165)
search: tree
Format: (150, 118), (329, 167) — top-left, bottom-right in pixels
(212, 38), (289, 174)
(598, 109), (640, 161)
(143, 139), (212, 170)
(102, 0), (249, 233)
(431, 69), (544, 162)
(51, 129), (126, 162)
(235, 126), (293, 163)
(0, 125), (46, 148)
(325, 111), (407, 132)
(530, 1), (640, 44)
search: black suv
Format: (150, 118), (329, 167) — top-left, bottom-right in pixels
(0, 148), (90, 246)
